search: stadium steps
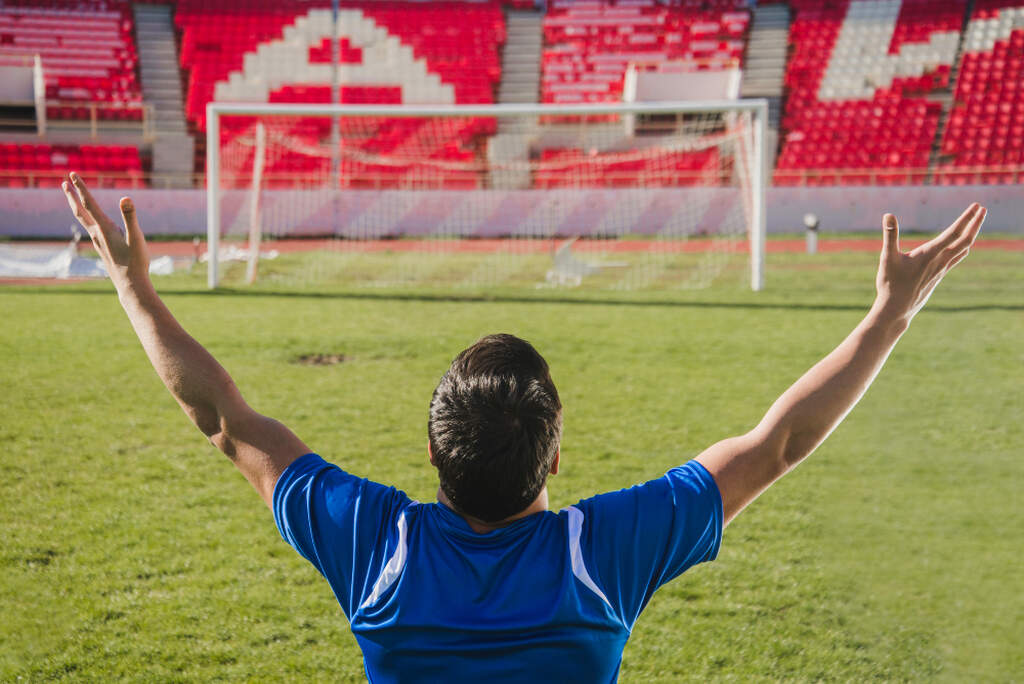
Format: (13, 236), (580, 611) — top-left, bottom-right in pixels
(133, 3), (195, 188)
(740, 3), (789, 176)
(498, 10), (544, 107)
(740, 4), (789, 99)
(489, 9), (544, 189)
(927, 0), (976, 181)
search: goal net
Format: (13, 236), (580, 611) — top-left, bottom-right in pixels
(206, 101), (766, 291)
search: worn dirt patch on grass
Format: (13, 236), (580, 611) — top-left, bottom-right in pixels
(292, 353), (348, 366)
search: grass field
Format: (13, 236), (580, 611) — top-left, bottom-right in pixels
(1, 246), (1022, 681)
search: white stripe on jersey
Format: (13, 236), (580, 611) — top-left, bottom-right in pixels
(564, 505), (612, 609)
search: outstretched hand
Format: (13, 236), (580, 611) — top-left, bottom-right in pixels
(62, 172), (150, 290)
(875, 203), (986, 321)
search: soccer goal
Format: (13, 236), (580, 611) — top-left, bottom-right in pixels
(205, 101), (767, 291)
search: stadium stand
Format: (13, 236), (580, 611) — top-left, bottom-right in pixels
(0, 0), (143, 122)
(533, 0), (748, 188)
(0, 142), (143, 188)
(177, 0), (505, 126)
(176, 0), (505, 188)
(541, 0), (750, 105)
(775, 0), (965, 186)
(2, 0), (1023, 191)
(937, 0), (1024, 184)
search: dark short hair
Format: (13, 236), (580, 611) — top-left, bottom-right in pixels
(428, 334), (562, 523)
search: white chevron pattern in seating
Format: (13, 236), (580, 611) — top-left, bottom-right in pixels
(212, 8), (454, 105)
(962, 6), (1024, 53)
(818, 0), (959, 100)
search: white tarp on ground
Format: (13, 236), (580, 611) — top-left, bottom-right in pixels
(0, 243), (106, 278)
(0, 243), (179, 278)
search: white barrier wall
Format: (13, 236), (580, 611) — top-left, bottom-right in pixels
(766, 185), (1024, 233)
(1, 185), (1022, 238)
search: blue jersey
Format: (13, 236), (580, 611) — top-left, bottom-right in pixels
(274, 454), (722, 683)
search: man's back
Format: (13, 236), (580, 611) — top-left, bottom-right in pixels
(274, 454), (722, 683)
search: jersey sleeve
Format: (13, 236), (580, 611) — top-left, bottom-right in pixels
(272, 453), (414, 619)
(572, 460), (723, 628)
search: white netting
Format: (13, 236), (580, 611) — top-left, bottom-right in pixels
(208, 103), (764, 290)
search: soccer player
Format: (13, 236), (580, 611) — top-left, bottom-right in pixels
(62, 172), (985, 682)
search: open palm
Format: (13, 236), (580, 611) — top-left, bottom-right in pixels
(875, 203), (986, 321)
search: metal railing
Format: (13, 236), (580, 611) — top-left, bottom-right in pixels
(0, 170), (196, 189)
(3, 166), (1023, 190)
(773, 165), (1024, 186)
(43, 100), (157, 142)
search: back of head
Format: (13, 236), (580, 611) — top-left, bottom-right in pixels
(428, 334), (562, 524)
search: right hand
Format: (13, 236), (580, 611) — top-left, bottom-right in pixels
(62, 172), (150, 290)
(874, 203), (986, 322)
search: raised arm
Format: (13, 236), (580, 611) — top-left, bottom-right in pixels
(697, 204), (987, 526)
(62, 173), (309, 506)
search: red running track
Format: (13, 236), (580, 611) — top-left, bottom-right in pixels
(92, 236), (1024, 256)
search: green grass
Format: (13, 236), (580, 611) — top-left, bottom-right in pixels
(1, 248), (1022, 682)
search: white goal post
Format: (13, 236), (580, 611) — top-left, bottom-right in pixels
(205, 100), (767, 291)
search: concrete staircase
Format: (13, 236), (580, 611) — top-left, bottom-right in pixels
(133, 3), (194, 187)
(489, 9), (544, 188)
(741, 4), (790, 101)
(740, 3), (790, 172)
(928, 0), (975, 181)
(498, 10), (543, 106)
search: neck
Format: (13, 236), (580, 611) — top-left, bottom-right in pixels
(437, 487), (549, 534)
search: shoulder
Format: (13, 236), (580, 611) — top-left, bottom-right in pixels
(272, 453), (415, 549)
(274, 454), (412, 508)
(571, 460), (721, 516)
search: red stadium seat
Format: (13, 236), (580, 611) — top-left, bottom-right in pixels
(0, 141), (145, 188)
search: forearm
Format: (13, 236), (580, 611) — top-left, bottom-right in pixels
(62, 176), (310, 504)
(117, 279), (246, 441)
(697, 205), (985, 526)
(698, 301), (911, 524)
(757, 300), (910, 470)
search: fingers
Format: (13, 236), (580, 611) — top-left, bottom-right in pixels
(61, 180), (88, 228)
(947, 249), (970, 269)
(936, 202), (982, 248)
(946, 205), (986, 256)
(69, 172), (115, 242)
(61, 179), (106, 251)
(881, 213), (900, 260)
(119, 197), (147, 253)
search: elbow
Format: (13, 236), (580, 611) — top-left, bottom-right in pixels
(748, 424), (796, 480)
(209, 430), (239, 459)
(778, 428), (821, 472)
(191, 408), (239, 458)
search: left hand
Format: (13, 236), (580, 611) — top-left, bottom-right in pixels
(62, 172), (150, 289)
(873, 203), (986, 323)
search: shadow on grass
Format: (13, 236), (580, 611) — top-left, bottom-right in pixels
(3, 284), (1023, 313)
